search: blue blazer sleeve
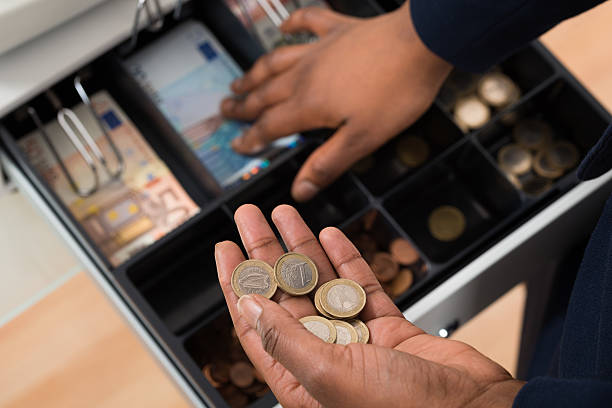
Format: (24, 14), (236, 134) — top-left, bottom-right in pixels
(513, 377), (612, 407)
(411, 0), (607, 72)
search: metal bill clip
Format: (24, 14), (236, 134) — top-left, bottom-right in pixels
(123, 0), (164, 53)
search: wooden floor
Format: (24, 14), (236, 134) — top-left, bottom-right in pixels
(1, 2), (612, 406)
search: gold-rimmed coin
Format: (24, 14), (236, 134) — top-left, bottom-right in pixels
(454, 96), (491, 130)
(513, 119), (553, 150)
(274, 252), (318, 296)
(320, 278), (367, 319)
(521, 175), (553, 196)
(477, 72), (521, 108)
(545, 141), (580, 171)
(428, 206), (466, 242)
(534, 150), (564, 179)
(348, 319), (370, 344)
(314, 282), (334, 319)
(396, 136), (430, 168)
(299, 316), (337, 343)
(231, 260), (277, 298)
(331, 320), (359, 345)
(497, 144), (533, 175)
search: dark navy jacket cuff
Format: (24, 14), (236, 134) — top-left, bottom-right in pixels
(410, 0), (606, 72)
(513, 377), (612, 407)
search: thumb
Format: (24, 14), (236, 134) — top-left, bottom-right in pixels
(237, 294), (338, 389)
(281, 7), (358, 37)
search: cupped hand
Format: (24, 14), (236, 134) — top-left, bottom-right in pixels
(215, 204), (524, 408)
(221, 2), (452, 202)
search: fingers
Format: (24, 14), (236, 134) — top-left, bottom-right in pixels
(319, 227), (403, 321)
(231, 100), (308, 154)
(221, 72), (293, 121)
(237, 294), (342, 392)
(281, 7), (358, 37)
(291, 123), (367, 202)
(231, 44), (313, 95)
(271, 205), (338, 286)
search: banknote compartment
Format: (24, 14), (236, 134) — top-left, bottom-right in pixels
(476, 78), (609, 197)
(184, 310), (276, 408)
(384, 141), (522, 263)
(352, 106), (463, 196)
(227, 149), (370, 235)
(342, 208), (429, 300)
(124, 208), (236, 334)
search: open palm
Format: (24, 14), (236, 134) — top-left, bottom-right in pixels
(215, 204), (523, 407)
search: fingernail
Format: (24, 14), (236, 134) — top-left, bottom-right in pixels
(221, 98), (235, 112)
(249, 143), (264, 154)
(293, 180), (320, 202)
(237, 295), (263, 329)
(231, 137), (243, 150)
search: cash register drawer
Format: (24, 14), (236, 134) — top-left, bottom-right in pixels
(2, 1), (612, 407)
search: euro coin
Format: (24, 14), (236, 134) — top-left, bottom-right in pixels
(396, 135), (430, 168)
(477, 72), (521, 108)
(545, 141), (579, 171)
(231, 260), (277, 298)
(521, 174), (553, 196)
(390, 269), (414, 297)
(314, 283), (334, 319)
(454, 96), (491, 129)
(348, 319), (370, 344)
(513, 119), (553, 150)
(320, 278), (367, 319)
(274, 252), (318, 296)
(533, 150), (563, 179)
(389, 237), (420, 265)
(229, 361), (254, 388)
(299, 316), (337, 343)
(331, 320), (359, 345)
(370, 252), (399, 283)
(497, 144), (533, 175)
(428, 206), (466, 242)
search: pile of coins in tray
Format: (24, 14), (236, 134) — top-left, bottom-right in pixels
(497, 118), (580, 196)
(440, 70), (521, 133)
(201, 329), (270, 408)
(349, 211), (427, 298)
(231, 252), (370, 345)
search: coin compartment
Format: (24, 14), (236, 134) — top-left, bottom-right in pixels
(384, 141), (522, 263)
(184, 311), (275, 408)
(227, 149), (371, 236)
(352, 106), (463, 196)
(342, 208), (429, 299)
(476, 78), (610, 197)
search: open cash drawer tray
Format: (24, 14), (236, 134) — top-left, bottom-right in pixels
(1, 0), (611, 407)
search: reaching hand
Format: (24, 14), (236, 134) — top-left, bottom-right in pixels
(221, 3), (452, 202)
(215, 204), (524, 407)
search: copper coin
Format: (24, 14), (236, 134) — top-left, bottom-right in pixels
(454, 96), (491, 129)
(428, 206), (467, 242)
(243, 381), (268, 396)
(396, 136), (430, 168)
(219, 385), (248, 408)
(210, 362), (230, 384)
(203, 364), (222, 388)
(370, 252), (399, 283)
(545, 141), (580, 171)
(513, 119), (553, 150)
(497, 144), (533, 175)
(391, 269), (414, 297)
(362, 209), (378, 231)
(477, 72), (521, 108)
(533, 150), (564, 179)
(389, 238), (420, 265)
(521, 174), (553, 196)
(229, 361), (254, 388)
